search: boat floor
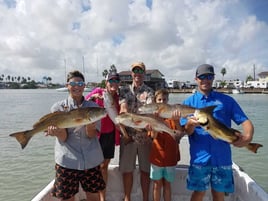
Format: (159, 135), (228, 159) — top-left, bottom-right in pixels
(32, 137), (268, 201)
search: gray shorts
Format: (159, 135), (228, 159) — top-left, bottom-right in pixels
(119, 140), (152, 173)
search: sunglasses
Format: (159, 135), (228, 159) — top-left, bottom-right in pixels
(67, 81), (85, 87)
(132, 68), (144, 74)
(108, 79), (120, 84)
(198, 74), (214, 80)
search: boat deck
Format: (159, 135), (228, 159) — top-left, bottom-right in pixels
(32, 137), (268, 201)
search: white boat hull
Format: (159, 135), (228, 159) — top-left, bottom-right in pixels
(56, 87), (92, 92)
(31, 137), (268, 201)
(31, 163), (268, 201)
(232, 89), (245, 94)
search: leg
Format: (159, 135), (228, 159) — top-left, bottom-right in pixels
(99, 159), (111, 201)
(119, 140), (137, 201)
(162, 179), (171, 201)
(137, 142), (152, 201)
(140, 170), (150, 201)
(153, 179), (162, 201)
(123, 171), (133, 201)
(190, 191), (206, 201)
(60, 197), (75, 201)
(81, 167), (105, 201)
(86, 192), (100, 201)
(211, 189), (224, 201)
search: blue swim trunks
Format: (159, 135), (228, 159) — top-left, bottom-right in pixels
(187, 164), (234, 193)
(150, 164), (176, 183)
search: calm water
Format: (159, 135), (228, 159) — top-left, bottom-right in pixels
(0, 89), (267, 201)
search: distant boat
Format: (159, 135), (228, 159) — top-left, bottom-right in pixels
(55, 87), (68, 92)
(232, 88), (245, 94)
(56, 87), (92, 92)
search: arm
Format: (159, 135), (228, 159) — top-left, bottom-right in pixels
(184, 117), (199, 135)
(233, 119), (254, 147)
(120, 102), (128, 113)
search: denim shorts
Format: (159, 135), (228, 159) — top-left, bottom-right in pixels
(187, 164), (234, 193)
(150, 164), (176, 182)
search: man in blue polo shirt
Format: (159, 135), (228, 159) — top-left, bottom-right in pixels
(182, 64), (254, 201)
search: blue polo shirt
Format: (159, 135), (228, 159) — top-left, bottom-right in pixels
(182, 90), (248, 166)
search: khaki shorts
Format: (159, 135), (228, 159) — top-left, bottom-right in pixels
(119, 140), (152, 173)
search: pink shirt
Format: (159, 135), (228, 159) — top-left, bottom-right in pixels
(86, 87), (120, 145)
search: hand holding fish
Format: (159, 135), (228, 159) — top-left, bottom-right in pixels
(232, 120), (254, 147)
(45, 125), (67, 141)
(232, 132), (251, 147)
(86, 123), (98, 138)
(171, 109), (181, 120)
(184, 116), (200, 135)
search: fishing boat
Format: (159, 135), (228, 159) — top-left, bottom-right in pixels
(31, 137), (268, 201)
(232, 88), (245, 94)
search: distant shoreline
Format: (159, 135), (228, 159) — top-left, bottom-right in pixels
(168, 88), (268, 94)
(1, 87), (268, 94)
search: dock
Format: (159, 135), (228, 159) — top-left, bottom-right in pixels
(168, 88), (268, 94)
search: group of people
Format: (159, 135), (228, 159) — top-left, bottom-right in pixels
(45, 62), (254, 201)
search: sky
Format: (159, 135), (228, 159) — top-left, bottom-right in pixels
(0, 0), (268, 84)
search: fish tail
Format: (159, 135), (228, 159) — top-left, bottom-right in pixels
(173, 129), (185, 142)
(246, 143), (263, 153)
(9, 130), (32, 149)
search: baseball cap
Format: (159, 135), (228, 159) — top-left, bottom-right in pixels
(106, 72), (120, 81)
(196, 64), (215, 77)
(131, 62), (146, 71)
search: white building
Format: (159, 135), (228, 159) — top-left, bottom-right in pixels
(245, 81), (268, 88)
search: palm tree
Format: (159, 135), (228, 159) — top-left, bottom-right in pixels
(47, 77), (52, 83)
(109, 64), (117, 73)
(102, 69), (109, 79)
(246, 75), (253, 83)
(102, 64), (118, 79)
(42, 76), (47, 84)
(221, 68), (226, 80)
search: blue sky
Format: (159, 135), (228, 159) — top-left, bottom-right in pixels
(0, 0), (268, 83)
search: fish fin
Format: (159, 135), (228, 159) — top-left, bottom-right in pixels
(32, 111), (64, 128)
(173, 130), (185, 142)
(9, 130), (32, 149)
(246, 143), (263, 153)
(118, 124), (132, 144)
(230, 128), (241, 134)
(200, 105), (217, 114)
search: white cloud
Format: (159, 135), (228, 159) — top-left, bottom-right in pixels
(0, 0), (267, 83)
